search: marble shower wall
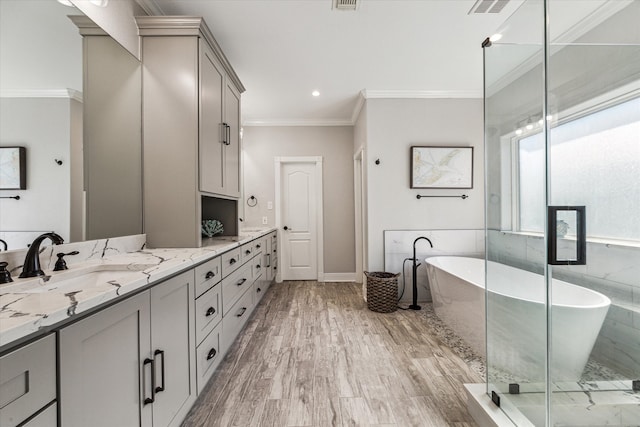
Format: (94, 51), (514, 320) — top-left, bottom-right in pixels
(384, 229), (484, 303)
(487, 230), (640, 379)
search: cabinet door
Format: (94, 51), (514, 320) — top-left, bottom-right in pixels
(199, 42), (225, 195)
(59, 292), (152, 427)
(150, 271), (196, 427)
(224, 82), (241, 198)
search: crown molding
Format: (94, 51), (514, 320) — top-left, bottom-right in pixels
(135, 0), (164, 16)
(68, 15), (107, 36)
(1, 89), (83, 103)
(136, 16), (245, 93)
(242, 119), (353, 127)
(362, 89), (482, 99)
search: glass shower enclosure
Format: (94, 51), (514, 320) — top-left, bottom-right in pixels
(483, 0), (640, 425)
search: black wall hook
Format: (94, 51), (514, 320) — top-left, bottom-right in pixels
(55, 159), (63, 165)
(375, 159), (380, 165)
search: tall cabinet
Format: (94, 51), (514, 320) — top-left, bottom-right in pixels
(138, 17), (245, 248)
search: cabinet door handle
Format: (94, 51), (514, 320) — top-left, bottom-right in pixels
(154, 349), (165, 394)
(236, 307), (247, 317)
(226, 124), (231, 145)
(206, 306), (216, 317)
(237, 278), (247, 286)
(220, 123), (227, 145)
(266, 254), (271, 268)
(256, 287), (262, 293)
(143, 357), (155, 405)
(207, 348), (217, 360)
(229, 258), (237, 265)
(256, 264), (261, 269)
(205, 271), (215, 280)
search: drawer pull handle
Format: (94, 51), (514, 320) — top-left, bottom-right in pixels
(245, 249), (251, 255)
(206, 306), (216, 317)
(256, 264), (261, 269)
(257, 287), (262, 293)
(154, 349), (165, 394)
(143, 358), (155, 405)
(236, 307), (247, 317)
(256, 244), (261, 249)
(229, 258), (237, 265)
(205, 271), (215, 280)
(207, 348), (217, 360)
(237, 278), (247, 286)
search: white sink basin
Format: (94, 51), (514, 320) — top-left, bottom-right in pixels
(1, 263), (157, 294)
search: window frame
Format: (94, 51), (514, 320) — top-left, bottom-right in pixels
(504, 83), (640, 245)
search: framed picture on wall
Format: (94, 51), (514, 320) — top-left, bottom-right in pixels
(0, 146), (27, 190)
(410, 146), (473, 189)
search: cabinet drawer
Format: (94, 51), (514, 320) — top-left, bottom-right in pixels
(221, 287), (253, 353)
(221, 248), (241, 277)
(253, 274), (265, 304)
(252, 255), (264, 279)
(195, 284), (222, 345)
(195, 256), (222, 297)
(0, 334), (56, 427)
(196, 323), (222, 394)
(221, 262), (253, 315)
(253, 238), (265, 255)
(21, 403), (56, 427)
(240, 242), (254, 263)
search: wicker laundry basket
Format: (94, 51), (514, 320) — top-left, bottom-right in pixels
(364, 271), (399, 313)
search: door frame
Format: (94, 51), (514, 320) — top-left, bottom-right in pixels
(274, 156), (324, 282)
(353, 147), (365, 284)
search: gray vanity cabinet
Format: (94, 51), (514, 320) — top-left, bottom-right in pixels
(59, 271), (196, 427)
(137, 16), (245, 248)
(0, 334), (56, 427)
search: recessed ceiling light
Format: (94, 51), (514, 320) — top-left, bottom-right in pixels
(312, 90), (320, 97)
(489, 33), (503, 42)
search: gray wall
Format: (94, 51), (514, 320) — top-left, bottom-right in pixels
(0, 97), (80, 248)
(362, 98), (485, 271)
(242, 126), (355, 275)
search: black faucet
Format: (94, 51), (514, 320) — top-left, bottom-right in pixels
(19, 232), (64, 278)
(410, 236), (434, 310)
(0, 238), (7, 251)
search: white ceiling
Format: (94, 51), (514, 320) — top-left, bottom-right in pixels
(147, 0), (524, 125)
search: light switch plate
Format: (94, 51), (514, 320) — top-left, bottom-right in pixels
(267, 201), (273, 210)
(262, 216), (268, 225)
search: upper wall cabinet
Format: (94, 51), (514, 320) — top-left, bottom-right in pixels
(200, 42), (241, 197)
(137, 17), (245, 248)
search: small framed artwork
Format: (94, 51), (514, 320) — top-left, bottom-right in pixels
(410, 146), (473, 189)
(0, 146), (27, 190)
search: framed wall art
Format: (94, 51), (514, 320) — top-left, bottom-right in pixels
(0, 146), (27, 190)
(410, 146), (473, 189)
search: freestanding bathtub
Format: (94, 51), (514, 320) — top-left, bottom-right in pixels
(425, 256), (611, 382)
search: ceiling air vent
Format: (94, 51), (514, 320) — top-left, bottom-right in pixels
(333, 0), (358, 11)
(468, 0), (509, 14)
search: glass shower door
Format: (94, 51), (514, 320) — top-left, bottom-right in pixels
(484, 1), (640, 425)
(483, 1), (548, 425)
(546, 1), (640, 424)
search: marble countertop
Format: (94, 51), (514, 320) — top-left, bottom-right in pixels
(0, 228), (276, 350)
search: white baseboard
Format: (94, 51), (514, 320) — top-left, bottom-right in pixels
(321, 272), (356, 282)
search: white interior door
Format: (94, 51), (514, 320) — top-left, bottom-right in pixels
(278, 160), (321, 280)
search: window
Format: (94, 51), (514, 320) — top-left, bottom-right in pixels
(517, 96), (640, 241)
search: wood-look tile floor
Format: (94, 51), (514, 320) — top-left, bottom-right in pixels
(182, 281), (482, 427)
